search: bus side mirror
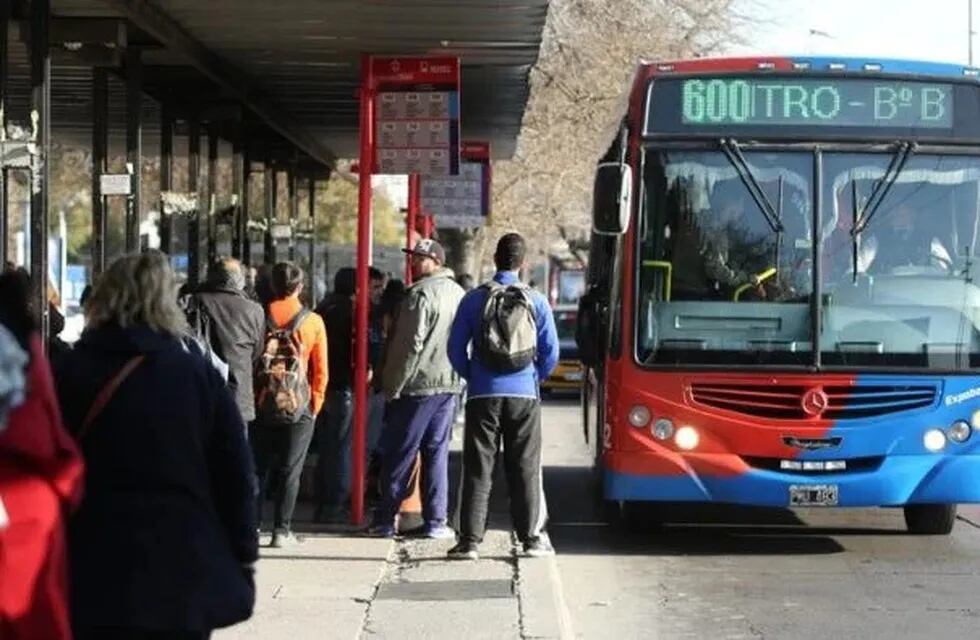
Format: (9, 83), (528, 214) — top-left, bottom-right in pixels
(593, 162), (632, 236)
(576, 290), (602, 368)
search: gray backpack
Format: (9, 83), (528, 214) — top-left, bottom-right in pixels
(475, 281), (538, 373)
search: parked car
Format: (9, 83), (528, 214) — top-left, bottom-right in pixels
(541, 306), (583, 395)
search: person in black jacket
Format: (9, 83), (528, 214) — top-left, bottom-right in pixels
(190, 257), (266, 426)
(56, 250), (257, 640)
(313, 267), (356, 522)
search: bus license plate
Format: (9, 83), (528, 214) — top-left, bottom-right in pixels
(789, 484), (839, 507)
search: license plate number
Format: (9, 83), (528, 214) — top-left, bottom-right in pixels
(564, 372), (583, 381)
(789, 484), (839, 507)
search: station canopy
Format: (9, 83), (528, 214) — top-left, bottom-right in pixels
(6, 0), (549, 168)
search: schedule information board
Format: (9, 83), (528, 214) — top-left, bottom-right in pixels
(420, 141), (490, 228)
(372, 57), (461, 176)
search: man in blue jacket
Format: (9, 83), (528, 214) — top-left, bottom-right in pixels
(447, 233), (560, 559)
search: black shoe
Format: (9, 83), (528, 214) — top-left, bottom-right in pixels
(270, 529), (303, 548)
(523, 535), (555, 558)
(447, 541), (479, 560)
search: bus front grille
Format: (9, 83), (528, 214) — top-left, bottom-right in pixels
(689, 383), (937, 420)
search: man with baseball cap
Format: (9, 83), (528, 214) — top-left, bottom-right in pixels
(371, 238), (465, 538)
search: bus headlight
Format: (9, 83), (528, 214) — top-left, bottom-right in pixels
(675, 426), (700, 451)
(971, 409), (980, 431)
(948, 420), (972, 443)
(652, 418), (674, 441)
(923, 428), (947, 452)
(628, 405), (651, 428)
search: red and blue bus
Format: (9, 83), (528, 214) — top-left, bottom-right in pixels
(578, 56), (980, 534)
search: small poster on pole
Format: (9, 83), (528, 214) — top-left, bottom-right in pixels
(420, 141), (491, 228)
(372, 57), (460, 176)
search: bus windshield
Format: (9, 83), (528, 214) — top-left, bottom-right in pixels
(637, 147), (980, 369)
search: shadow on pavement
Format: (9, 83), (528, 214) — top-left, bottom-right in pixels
(542, 464), (916, 557)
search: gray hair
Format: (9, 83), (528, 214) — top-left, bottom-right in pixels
(207, 256), (246, 291)
(85, 250), (188, 336)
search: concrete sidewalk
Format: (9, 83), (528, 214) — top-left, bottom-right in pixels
(216, 424), (573, 640)
(215, 526), (571, 640)
(215, 533), (393, 639)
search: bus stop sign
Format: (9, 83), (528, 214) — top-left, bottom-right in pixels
(371, 57), (460, 176)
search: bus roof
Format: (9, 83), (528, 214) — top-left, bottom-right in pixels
(638, 56), (980, 81)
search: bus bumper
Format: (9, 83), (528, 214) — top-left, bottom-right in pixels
(604, 452), (980, 506)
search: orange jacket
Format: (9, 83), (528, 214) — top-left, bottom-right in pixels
(267, 297), (329, 416)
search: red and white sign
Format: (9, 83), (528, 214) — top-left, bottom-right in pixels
(371, 57), (460, 176)
(421, 141), (492, 228)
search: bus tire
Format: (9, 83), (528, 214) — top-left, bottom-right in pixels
(904, 504), (957, 535)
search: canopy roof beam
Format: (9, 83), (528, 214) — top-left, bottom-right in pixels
(105, 0), (335, 168)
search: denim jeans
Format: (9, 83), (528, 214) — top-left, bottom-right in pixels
(366, 391), (386, 458)
(315, 388), (353, 515)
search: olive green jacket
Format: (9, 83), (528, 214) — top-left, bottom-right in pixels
(382, 268), (465, 399)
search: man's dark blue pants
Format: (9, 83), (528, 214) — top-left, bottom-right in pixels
(376, 393), (456, 528)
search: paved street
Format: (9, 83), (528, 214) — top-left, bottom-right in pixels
(219, 399), (980, 639)
(541, 399), (980, 640)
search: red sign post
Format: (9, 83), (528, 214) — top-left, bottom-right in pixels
(352, 55), (375, 525)
(352, 56), (460, 526)
(406, 173), (420, 284)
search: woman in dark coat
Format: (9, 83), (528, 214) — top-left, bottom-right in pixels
(56, 251), (258, 640)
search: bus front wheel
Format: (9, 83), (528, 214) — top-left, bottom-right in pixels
(904, 504), (957, 535)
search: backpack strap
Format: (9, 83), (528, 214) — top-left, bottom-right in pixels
(288, 308), (311, 333)
(266, 307), (310, 333)
(79, 355), (145, 441)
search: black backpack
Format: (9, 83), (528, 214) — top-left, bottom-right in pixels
(255, 309), (312, 424)
(475, 282), (538, 373)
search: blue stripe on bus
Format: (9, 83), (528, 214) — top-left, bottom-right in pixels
(788, 56), (977, 79)
(605, 453), (980, 507)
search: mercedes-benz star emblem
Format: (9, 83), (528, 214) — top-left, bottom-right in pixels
(800, 387), (829, 417)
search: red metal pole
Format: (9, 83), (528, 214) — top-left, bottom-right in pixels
(423, 214), (435, 238)
(406, 173), (419, 285)
(351, 55), (374, 526)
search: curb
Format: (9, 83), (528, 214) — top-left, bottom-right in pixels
(514, 546), (576, 639)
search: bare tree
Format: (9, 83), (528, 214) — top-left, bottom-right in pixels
(442, 0), (748, 276)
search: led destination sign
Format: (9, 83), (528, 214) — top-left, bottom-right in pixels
(679, 78), (952, 129)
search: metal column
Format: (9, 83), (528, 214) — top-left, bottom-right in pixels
(29, 0), (51, 335)
(264, 158), (275, 265)
(288, 167), (298, 262)
(207, 125), (218, 264)
(159, 100), (174, 254)
(242, 146), (252, 267)
(406, 174), (420, 284)
(91, 68), (108, 277)
(0, 0), (8, 267)
(307, 175), (316, 301)
(187, 118), (201, 286)
(125, 47), (142, 252)
(231, 130), (244, 260)
(352, 55), (376, 525)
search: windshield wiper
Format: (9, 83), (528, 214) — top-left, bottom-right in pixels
(852, 141), (916, 235)
(719, 138), (785, 233)
(848, 141), (916, 282)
